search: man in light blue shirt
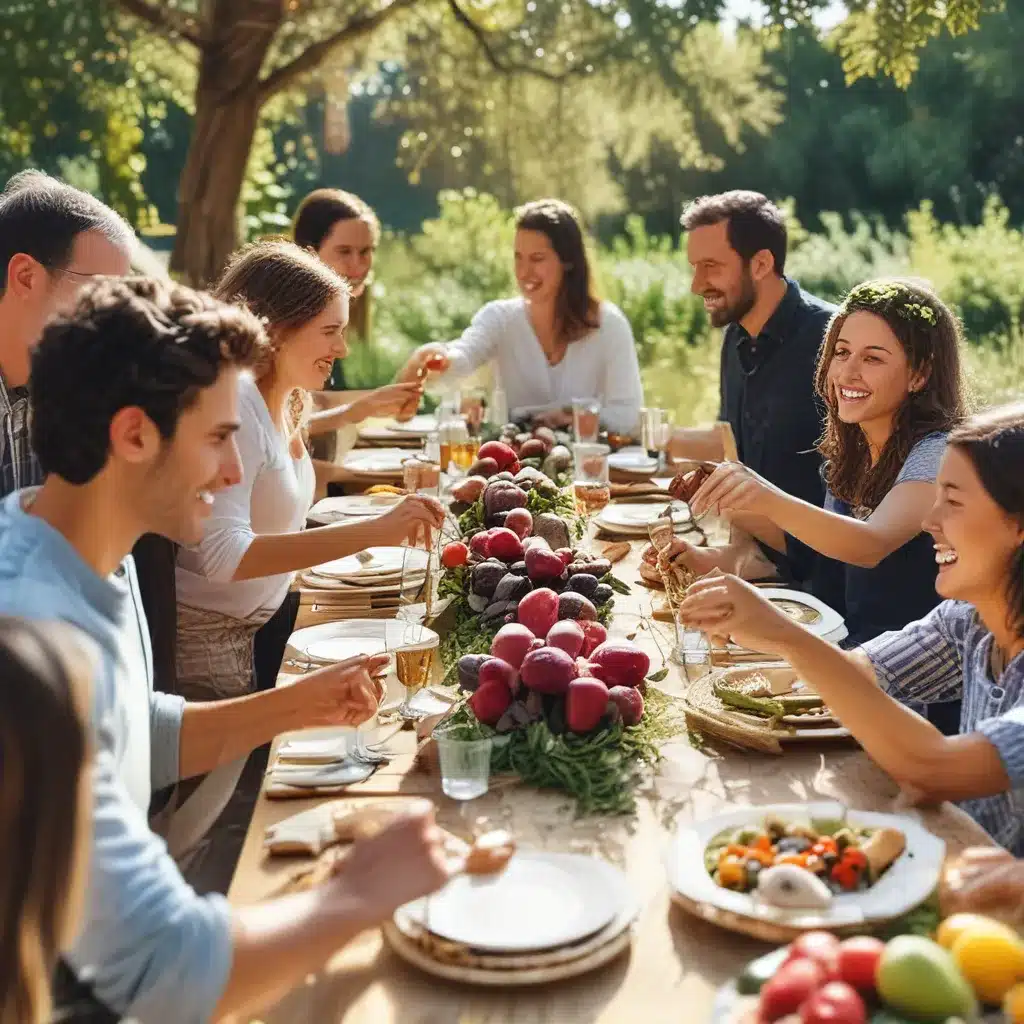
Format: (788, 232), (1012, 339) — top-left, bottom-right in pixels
(0, 277), (453, 1022)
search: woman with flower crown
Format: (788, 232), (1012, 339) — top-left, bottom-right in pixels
(669, 280), (968, 720)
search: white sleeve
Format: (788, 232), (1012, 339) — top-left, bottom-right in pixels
(183, 386), (267, 583)
(597, 304), (644, 434)
(428, 302), (504, 393)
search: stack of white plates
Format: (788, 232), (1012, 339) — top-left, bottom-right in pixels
(306, 493), (402, 526)
(358, 414), (437, 444)
(386, 850), (638, 985)
(594, 502), (692, 537)
(608, 446), (659, 477)
(287, 618), (438, 668)
(299, 547), (428, 619)
(341, 447), (411, 478)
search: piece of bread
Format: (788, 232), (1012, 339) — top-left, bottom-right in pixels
(939, 846), (1024, 927)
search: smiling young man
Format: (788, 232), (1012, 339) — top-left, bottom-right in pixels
(0, 278), (453, 1021)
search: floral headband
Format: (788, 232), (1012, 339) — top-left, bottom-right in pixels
(843, 282), (938, 326)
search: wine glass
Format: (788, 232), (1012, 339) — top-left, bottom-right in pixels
(391, 543), (439, 719)
(572, 443), (611, 524)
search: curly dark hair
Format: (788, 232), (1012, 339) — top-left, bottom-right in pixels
(31, 277), (268, 485)
(514, 198), (600, 344)
(816, 279), (968, 510)
(680, 191), (787, 276)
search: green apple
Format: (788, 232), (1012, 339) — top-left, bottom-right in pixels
(876, 936), (978, 1023)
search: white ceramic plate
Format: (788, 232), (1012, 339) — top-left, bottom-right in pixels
(401, 851), (633, 953)
(341, 448), (412, 475)
(307, 494), (402, 525)
(667, 801), (945, 931)
(312, 547), (429, 580)
(289, 619), (440, 663)
(608, 446), (659, 475)
(596, 502), (689, 535)
(389, 414), (438, 435)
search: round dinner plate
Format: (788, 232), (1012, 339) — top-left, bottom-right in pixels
(608, 446), (659, 476)
(595, 502), (690, 535)
(289, 619), (439, 663)
(341, 448), (412, 475)
(756, 588), (847, 644)
(667, 801), (945, 934)
(389, 414), (438, 435)
(400, 851), (631, 953)
(306, 494), (402, 525)
(313, 546), (429, 580)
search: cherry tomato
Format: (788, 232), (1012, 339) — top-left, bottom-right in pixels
(440, 541), (470, 568)
(798, 981), (867, 1024)
(842, 848), (868, 870)
(758, 959), (826, 1022)
(836, 936), (884, 993)
(786, 932), (841, 979)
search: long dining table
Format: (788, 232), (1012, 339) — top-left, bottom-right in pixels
(227, 526), (994, 1024)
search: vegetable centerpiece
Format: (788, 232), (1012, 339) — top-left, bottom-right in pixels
(435, 424), (676, 815)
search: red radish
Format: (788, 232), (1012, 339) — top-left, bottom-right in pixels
(554, 547), (574, 567)
(476, 441), (519, 470)
(525, 545), (565, 581)
(469, 678), (513, 726)
(566, 676), (609, 733)
(487, 527), (524, 563)
(522, 536), (550, 552)
(528, 638), (545, 653)
(546, 620), (585, 659)
(759, 960), (826, 1022)
(557, 592), (597, 621)
(440, 541), (469, 568)
(836, 937), (884, 993)
(490, 624), (536, 670)
(608, 685), (644, 726)
(579, 621), (607, 657)
(799, 982), (866, 1024)
(477, 657), (517, 694)
(469, 531), (492, 558)
(587, 642), (650, 688)
(786, 932), (841, 979)
(520, 647), (577, 695)
(504, 508), (533, 539)
(517, 588), (560, 638)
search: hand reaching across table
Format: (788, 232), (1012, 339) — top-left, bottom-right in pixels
(374, 494), (446, 548)
(291, 653), (389, 729)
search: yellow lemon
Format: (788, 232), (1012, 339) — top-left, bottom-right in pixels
(952, 928), (1024, 1005)
(1005, 982), (1024, 1023)
(937, 913), (1016, 950)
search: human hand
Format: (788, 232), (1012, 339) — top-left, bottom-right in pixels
(676, 570), (801, 656)
(662, 537), (735, 577)
(414, 344), (450, 378)
(295, 653), (390, 728)
(329, 809), (455, 922)
(353, 382), (423, 422)
(376, 494), (445, 548)
(689, 462), (783, 520)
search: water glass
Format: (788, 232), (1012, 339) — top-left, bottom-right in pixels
(402, 454), (441, 497)
(572, 442), (611, 518)
(434, 732), (492, 800)
(572, 397), (601, 443)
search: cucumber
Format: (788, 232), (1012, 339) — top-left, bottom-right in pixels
(735, 946), (789, 995)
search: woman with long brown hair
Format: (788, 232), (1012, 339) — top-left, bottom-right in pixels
(395, 198), (644, 433)
(673, 279), (968, 651)
(0, 619), (93, 1024)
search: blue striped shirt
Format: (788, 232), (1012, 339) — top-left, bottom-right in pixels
(862, 600), (1024, 854)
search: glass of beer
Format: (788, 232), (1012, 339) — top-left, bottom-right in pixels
(391, 550), (439, 717)
(572, 397), (601, 443)
(572, 443), (611, 519)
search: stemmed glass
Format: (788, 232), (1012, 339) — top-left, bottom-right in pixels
(640, 407), (672, 473)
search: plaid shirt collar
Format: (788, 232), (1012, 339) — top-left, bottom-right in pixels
(0, 365), (43, 498)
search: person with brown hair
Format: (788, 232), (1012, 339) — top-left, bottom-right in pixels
(395, 198), (644, 433)
(0, 277), (454, 1023)
(679, 402), (1024, 855)
(676, 279), (967, 652)
(175, 240), (443, 704)
(0, 619), (93, 1024)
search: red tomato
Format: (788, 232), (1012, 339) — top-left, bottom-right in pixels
(799, 982), (867, 1024)
(441, 541), (470, 568)
(786, 932), (841, 979)
(836, 936), (884, 993)
(758, 960), (825, 1021)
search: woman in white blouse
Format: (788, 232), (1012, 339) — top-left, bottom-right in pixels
(395, 198), (644, 434)
(175, 241), (443, 704)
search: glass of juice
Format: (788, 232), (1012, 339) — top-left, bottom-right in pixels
(572, 398), (601, 443)
(572, 443), (611, 519)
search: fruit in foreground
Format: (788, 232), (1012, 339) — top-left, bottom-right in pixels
(836, 936), (885, 993)
(517, 588), (560, 638)
(876, 935), (977, 1021)
(457, 653), (488, 692)
(490, 624), (536, 669)
(798, 981), (866, 1024)
(520, 646), (577, 695)
(936, 912), (1015, 951)
(503, 507), (533, 539)
(607, 685), (644, 726)
(579, 620), (607, 656)
(759, 959), (825, 1021)
(546, 620), (585, 659)
(1004, 980), (1024, 1023)
(468, 678), (513, 726)
(951, 923), (1024, 1004)
(587, 642), (651, 688)
(565, 676), (609, 733)
(786, 932), (840, 978)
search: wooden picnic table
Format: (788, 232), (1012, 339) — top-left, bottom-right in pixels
(229, 530), (994, 1024)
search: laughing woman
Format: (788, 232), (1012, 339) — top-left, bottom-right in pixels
(675, 280), (968, 647)
(395, 199), (644, 434)
(679, 403), (1024, 854)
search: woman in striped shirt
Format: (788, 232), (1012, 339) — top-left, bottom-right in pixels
(678, 403), (1024, 854)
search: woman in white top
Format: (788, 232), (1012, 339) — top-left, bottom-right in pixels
(175, 241), (444, 703)
(396, 198), (644, 434)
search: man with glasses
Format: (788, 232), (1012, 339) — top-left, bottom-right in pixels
(0, 170), (133, 494)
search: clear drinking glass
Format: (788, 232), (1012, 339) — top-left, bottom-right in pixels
(402, 454), (441, 497)
(434, 731), (493, 800)
(572, 442), (611, 519)
(571, 397), (601, 443)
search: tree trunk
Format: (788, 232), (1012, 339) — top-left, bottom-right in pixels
(170, 0), (282, 285)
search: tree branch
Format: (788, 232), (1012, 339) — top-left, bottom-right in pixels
(447, 0), (580, 83)
(115, 0), (205, 48)
(257, 0), (420, 103)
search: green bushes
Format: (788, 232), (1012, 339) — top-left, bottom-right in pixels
(351, 189), (1024, 420)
